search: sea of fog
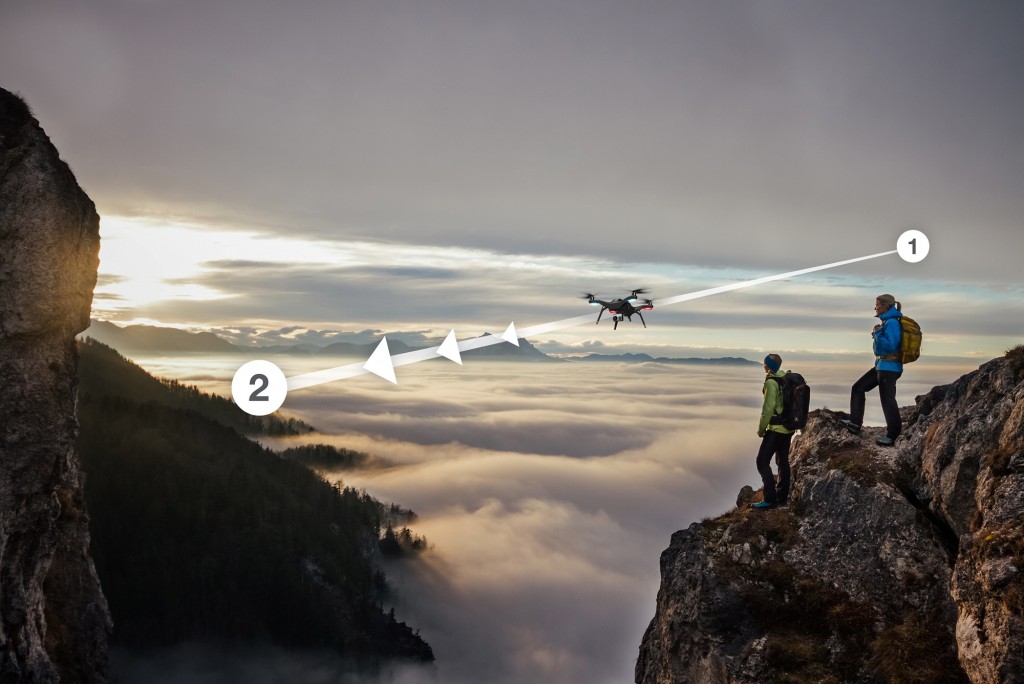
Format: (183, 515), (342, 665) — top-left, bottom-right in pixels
(122, 353), (982, 684)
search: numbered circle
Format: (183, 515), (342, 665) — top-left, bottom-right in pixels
(897, 229), (930, 263)
(232, 360), (288, 416)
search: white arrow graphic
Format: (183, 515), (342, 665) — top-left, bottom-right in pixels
(363, 337), (397, 384)
(500, 321), (519, 346)
(437, 329), (463, 365)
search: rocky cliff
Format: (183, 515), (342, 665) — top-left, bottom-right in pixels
(1, 88), (111, 682)
(637, 349), (1024, 684)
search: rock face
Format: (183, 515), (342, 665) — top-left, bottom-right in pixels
(1, 88), (111, 682)
(637, 350), (1024, 684)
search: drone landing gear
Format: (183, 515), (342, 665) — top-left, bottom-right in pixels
(637, 311), (647, 328)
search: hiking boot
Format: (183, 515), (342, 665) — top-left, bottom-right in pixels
(839, 419), (861, 434)
(752, 501), (776, 510)
(876, 436), (895, 447)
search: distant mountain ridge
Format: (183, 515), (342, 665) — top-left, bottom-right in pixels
(568, 352), (758, 365)
(84, 319), (237, 353)
(81, 320), (527, 358)
(82, 320), (756, 365)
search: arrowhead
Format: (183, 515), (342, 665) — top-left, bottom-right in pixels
(364, 337), (397, 384)
(437, 329), (463, 365)
(501, 322), (520, 346)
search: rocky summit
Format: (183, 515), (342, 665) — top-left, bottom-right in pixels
(1, 87), (111, 682)
(637, 349), (1024, 684)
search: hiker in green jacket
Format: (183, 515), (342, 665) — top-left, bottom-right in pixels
(754, 354), (794, 510)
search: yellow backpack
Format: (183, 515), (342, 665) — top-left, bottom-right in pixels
(879, 315), (922, 364)
(898, 316), (922, 364)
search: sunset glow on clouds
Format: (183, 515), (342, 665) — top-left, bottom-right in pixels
(94, 215), (1021, 362)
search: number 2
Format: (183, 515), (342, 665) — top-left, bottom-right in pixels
(249, 374), (270, 401)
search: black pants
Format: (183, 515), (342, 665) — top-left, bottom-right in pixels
(756, 431), (793, 505)
(850, 368), (902, 439)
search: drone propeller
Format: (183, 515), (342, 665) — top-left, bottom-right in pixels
(627, 288), (649, 300)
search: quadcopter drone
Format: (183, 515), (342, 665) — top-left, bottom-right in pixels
(583, 289), (654, 330)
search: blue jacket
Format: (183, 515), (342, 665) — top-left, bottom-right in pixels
(873, 307), (903, 372)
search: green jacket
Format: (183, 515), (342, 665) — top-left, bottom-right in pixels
(759, 370), (794, 437)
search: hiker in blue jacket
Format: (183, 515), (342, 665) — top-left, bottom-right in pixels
(753, 353), (794, 509)
(840, 294), (903, 446)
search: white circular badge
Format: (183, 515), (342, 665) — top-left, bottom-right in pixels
(232, 360), (288, 416)
(897, 230), (930, 263)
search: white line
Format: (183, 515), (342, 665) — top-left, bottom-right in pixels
(285, 250), (897, 390)
(287, 361), (372, 390)
(654, 250), (897, 307)
(287, 337), (506, 390)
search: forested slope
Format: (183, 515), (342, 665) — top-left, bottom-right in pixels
(76, 340), (433, 666)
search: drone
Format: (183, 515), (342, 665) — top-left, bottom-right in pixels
(583, 289), (654, 330)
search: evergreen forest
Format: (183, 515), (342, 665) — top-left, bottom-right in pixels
(75, 339), (433, 665)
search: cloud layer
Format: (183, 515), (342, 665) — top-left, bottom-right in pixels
(232, 356), (982, 683)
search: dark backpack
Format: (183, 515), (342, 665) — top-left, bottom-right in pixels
(769, 372), (810, 431)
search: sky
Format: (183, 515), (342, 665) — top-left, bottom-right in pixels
(2, 0), (1023, 362)
(3, 2), (1023, 683)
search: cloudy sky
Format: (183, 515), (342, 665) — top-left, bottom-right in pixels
(4, 2), (1023, 683)
(2, 0), (1022, 362)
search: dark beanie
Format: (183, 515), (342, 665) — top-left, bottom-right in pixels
(764, 354), (782, 372)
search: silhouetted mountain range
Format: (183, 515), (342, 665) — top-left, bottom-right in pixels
(82, 320), (756, 365)
(84, 319), (237, 353)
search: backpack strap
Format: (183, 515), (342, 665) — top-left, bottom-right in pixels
(766, 375), (785, 422)
(876, 318), (902, 361)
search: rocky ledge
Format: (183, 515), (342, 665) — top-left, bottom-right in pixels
(637, 348), (1024, 684)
